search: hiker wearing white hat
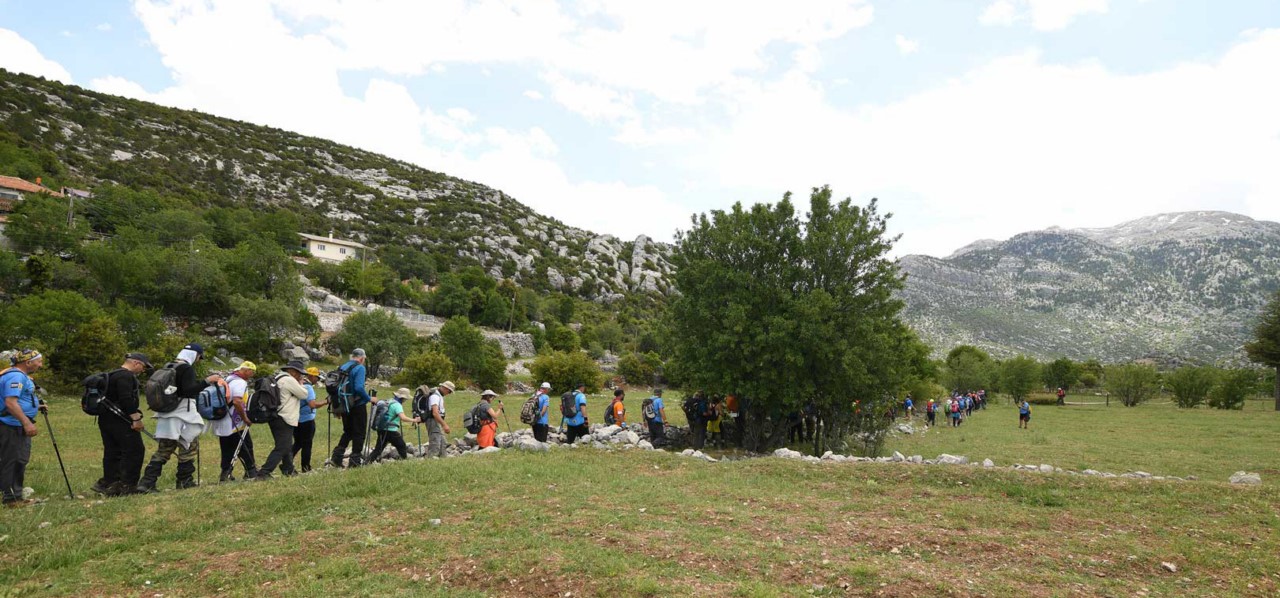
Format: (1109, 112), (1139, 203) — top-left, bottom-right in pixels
(424, 381), (454, 458)
(474, 390), (502, 449)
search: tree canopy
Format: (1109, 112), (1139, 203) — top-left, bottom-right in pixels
(1244, 289), (1280, 410)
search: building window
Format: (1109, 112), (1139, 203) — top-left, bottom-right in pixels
(339, 247), (347, 255)
(316, 244), (326, 251)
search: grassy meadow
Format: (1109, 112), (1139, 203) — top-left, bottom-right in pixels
(1, 389), (1278, 597)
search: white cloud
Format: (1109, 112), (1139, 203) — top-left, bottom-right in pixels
(981, 0), (1109, 31)
(522, 90), (544, 101)
(894, 34), (919, 55)
(0, 28), (74, 84)
(96, 22), (113, 32)
(704, 29), (1280, 256)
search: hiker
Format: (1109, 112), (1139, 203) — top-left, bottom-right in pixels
(91, 352), (152, 497)
(925, 398), (936, 427)
(292, 367), (328, 472)
(786, 409), (803, 443)
(138, 344), (223, 493)
(532, 382), (551, 442)
(330, 349), (374, 468)
(706, 395), (724, 448)
(607, 389), (626, 426)
(724, 393), (741, 446)
(1, 350), (44, 507)
(685, 391), (711, 449)
(644, 389), (667, 447)
(563, 383), (589, 444)
(424, 381), (454, 458)
(475, 390), (502, 449)
(949, 398), (961, 428)
(213, 361), (258, 482)
(255, 361), (310, 480)
(904, 394), (914, 419)
(1056, 387), (1065, 406)
(371, 388), (417, 461)
(1019, 399), (1031, 429)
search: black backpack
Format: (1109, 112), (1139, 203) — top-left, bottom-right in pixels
(412, 387), (431, 419)
(462, 401), (488, 434)
(604, 402), (622, 426)
(247, 373), (285, 424)
(560, 391), (579, 418)
(682, 396), (702, 422)
(144, 362), (183, 413)
(325, 365), (352, 415)
(81, 371), (112, 416)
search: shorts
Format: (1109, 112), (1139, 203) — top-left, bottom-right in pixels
(1019, 413), (1030, 421)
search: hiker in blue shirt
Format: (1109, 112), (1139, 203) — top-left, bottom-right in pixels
(1, 350), (44, 507)
(904, 395), (914, 419)
(563, 382), (589, 444)
(644, 389), (668, 447)
(1018, 400), (1031, 429)
(532, 382), (551, 442)
(330, 348), (374, 468)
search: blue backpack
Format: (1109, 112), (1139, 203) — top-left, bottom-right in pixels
(196, 383), (229, 420)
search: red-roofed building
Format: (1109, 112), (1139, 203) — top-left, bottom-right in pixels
(0, 175), (66, 249)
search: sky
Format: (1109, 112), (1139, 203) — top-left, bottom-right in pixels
(2, 0), (1278, 257)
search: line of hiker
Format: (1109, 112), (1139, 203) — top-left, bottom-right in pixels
(914, 390), (987, 428)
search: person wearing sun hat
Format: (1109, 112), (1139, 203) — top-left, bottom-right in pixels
(370, 388), (418, 461)
(475, 389), (503, 449)
(213, 360), (259, 482)
(253, 361), (310, 480)
(1, 349), (44, 507)
(424, 381), (455, 458)
(292, 366), (328, 472)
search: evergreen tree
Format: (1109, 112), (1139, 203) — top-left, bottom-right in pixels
(1244, 289), (1280, 410)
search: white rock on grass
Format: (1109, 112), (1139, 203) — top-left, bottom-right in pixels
(1229, 471), (1262, 485)
(891, 451), (905, 462)
(909, 455), (923, 464)
(637, 440), (655, 450)
(773, 448), (804, 460)
(937, 454), (968, 465)
(617, 431), (640, 445)
(982, 458), (995, 468)
(514, 438), (550, 452)
(1038, 464), (1054, 474)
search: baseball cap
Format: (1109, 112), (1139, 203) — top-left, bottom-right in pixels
(236, 360), (257, 372)
(125, 352), (153, 369)
(539, 382), (551, 390)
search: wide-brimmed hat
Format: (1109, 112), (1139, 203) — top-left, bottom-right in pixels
(394, 388), (412, 400)
(480, 389), (498, 399)
(440, 381), (456, 393)
(539, 382), (551, 390)
(282, 360), (307, 374)
(305, 366), (321, 377)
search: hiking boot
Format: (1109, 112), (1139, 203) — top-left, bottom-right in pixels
(253, 472), (273, 482)
(175, 461), (197, 490)
(104, 482), (129, 497)
(90, 479), (112, 495)
(136, 460), (164, 494)
(219, 470), (235, 483)
(4, 499), (36, 509)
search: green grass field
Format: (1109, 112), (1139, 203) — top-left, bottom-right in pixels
(1, 390), (1278, 596)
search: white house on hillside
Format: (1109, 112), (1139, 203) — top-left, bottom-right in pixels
(299, 232), (367, 264)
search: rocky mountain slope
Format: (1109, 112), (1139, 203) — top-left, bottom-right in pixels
(0, 69), (674, 299)
(899, 211), (1280, 363)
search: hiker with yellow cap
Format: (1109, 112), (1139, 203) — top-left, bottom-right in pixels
(212, 360), (259, 482)
(292, 367), (328, 472)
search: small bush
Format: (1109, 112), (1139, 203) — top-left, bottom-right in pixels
(530, 350), (602, 395)
(1209, 369), (1255, 410)
(1167, 366), (1217, 408)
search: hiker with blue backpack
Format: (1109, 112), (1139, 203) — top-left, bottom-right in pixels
(562, 383), (589, 444)
(88, 352), (152, 497)
(252, 361), (310, 480)
(328, 349), (374, 468)
(370, 388), (418, 461)
(212, 361), (258, 483)
(137, 344), (224, 493)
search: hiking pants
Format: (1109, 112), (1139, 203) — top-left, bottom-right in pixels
(478, 421), (498, 449)
(426, 420), (447, 458)
(149, 437), (199, 465)
(532, 423), (549, 442)
(292, 420), (316, 471)
(926, 411), (936, 426)
(648, 420), (666, 447)
(331, 403), (369, 467)
(218, 431), (257, 475)
(565, 424), (589, 444)
(98, 414), (145, 488)
(0, 424), (31, 503)
(691, 419), (707, 449)
(372, 430), (408, 461)
(259, 417), (296, 476)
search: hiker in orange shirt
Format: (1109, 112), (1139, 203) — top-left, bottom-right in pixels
(724, 394), (740, 446)
(609, 389), (626, 425)
(476, 390), (502, 449)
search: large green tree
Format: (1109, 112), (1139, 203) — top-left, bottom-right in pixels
(944, 345), (995, 394)
(1000, 356), (1042, 402)
(1105, 363), (1159, 407)
(1166, 366), (1217, 409)
(666, 186), (927, 455)
(331, 309), (416, 378)
(1244, 289), (1280, 410)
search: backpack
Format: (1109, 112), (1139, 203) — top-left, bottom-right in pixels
(950, 401), (959, 414)
(371, 401), (394, 432)
(603, 403), (617, 426)
(560, 391), (579, 418)
(682, 396), (702, 422)
(81, 371), (112, 416)
(324, 366), (352, 416)
(519, 394), (539, 425)
(412, 387), (430, 419)
(462, 401), (488, 434)
(195, 382), (230, 420)
(144, 362), (183, 413)
(641, 398), (656, 422)
(246, 373), (285, 424)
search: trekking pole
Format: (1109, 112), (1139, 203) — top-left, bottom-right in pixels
(39, 406), (75, 499)
(327, 409), (332, 458)
(232, 427), (250, 473)
(196, 436), (202, 487)
(103, 401), (157, 440)
(500, 401), (512, 434)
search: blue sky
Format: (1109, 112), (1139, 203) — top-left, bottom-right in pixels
(3, 0), (1279, 256)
